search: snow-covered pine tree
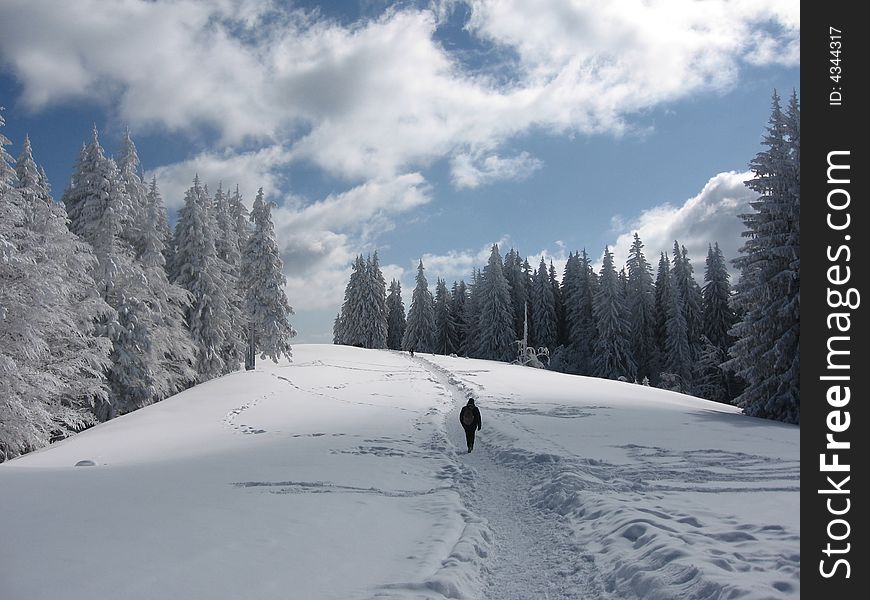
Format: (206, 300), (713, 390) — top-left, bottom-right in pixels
(726, 91), (800, 423)
(116, 128), (149, 256)
(14, 135), (51, 214)
(337, 255), (367, 346)
(592, 247), (635, 380)
(229, 185), (250, 256)
(664, 273), (692, 391)
(108, 294), (154, 409)
(402, 260), (436, 353)
(550, 252), (579, 373)
(386, 278), (406, 350)
(213, 183), (238, 267)
(618, 268), (629, 309)
(702, 243), (735, 352)
(671, 241), (703, 366)
(240, 188), (296, 362)
(549, 261), (566, 345)
(211, 183), (247, 371)
(561, 252), (579, 330)
(531, 257), (557, 350)
(652, 252), (672, 384)
(172, 176), (234, 379)
(362, 252), (388, 348)
(571, 250), (598, 375)
(475, 245), (516, 362)
(503, 249), (528, 342)
(146, 176), (174, 266)
(62, 128), (130, 303)
(62, 127), (167, 418)
(433, 278), (458, 355)
(450, 280), (467, 353)
(138, 178), (197, 396)
(461, 270), (481, 357)
(626, 233), (656, 383)
(2, 123), (112, 459)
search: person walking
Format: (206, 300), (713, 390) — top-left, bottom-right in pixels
(459, 397), (481, 453)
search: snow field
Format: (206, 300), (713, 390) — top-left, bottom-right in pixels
(1, 345), (799, 599)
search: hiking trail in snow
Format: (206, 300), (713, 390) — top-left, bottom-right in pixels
(419, 356), (611, 600)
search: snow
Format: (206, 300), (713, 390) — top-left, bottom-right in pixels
(0, 344), (799, 599)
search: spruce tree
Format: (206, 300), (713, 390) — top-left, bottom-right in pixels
(592, 247), (635, 380)
(2, 122), (112, 458)
(450, 280), (468, 353)
(672, 241), (703, 366)
(664, 274), (692, 391)
(549, 261), (566, 345)
(172, 176), (234, 379)
(386, 279), (406, 350)
(139, 178), (197, 396)
(570, 250), (598, 375)
(240, 188), (296, 362)
(229, 185), (250, 255)
(561, 252), (580, 332)
(726, 91), (800, 423)
(402, 260), (436, 353)
(63, 128), (166, 418)
(146, 176), (174, 266)
(337, 256), (366, 346)
(117, 128), (149, 256)
(461, 270), (482, 357)
(702, 243), (735, 352)
(475, 244), (517, 362)
(503, 249), (528, 340)
(531, 257), (557, 350)
(433, 278), (458, 355)
(652, 252), (672, 384)
(626, 233), (656, 383)
(362, 252), (388, 348)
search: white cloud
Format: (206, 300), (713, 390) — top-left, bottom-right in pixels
(605, 171), (755, 279)
(450, 151), (542, 189)
(0, 0), (799, 185)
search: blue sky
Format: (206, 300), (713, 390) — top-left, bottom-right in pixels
(0, 0), (799, 343)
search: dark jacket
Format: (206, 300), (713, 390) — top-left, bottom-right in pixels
(459, 404), (481, 430)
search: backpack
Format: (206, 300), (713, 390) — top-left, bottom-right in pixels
(461, 407), (475, 426)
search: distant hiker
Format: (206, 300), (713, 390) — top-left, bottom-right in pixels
(409, 347), (415, 357)
(459, 397), (481, 453)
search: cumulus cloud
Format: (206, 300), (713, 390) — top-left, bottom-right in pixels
(1, 0), (799, 183)
(606, 171), (755, 279)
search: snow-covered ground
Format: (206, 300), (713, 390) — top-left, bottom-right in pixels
(0, 344), (799, 599)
